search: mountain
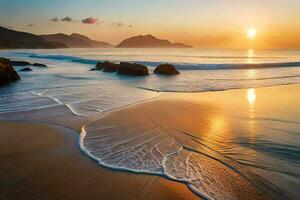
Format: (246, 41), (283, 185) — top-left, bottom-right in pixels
(116, 34), (192, 48)
(0, 26), (65, 49)
(41, 33), (113, 48)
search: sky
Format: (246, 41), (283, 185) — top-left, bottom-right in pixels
(0, 0), (300, 49)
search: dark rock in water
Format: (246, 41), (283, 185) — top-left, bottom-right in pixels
(19, 67), (32, 72)
(96, 61), (119, 72)
(154, 63), (180, 75)
(32, 63), (47, 67)
(0, 57), (10, 65)
(89, 68), (97, 71)
(0, 57), (20, 85)
(117, 62), (149, 76)
(10, 60), (31, 66)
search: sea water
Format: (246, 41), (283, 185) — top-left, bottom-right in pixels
(0, 48), (300, 199)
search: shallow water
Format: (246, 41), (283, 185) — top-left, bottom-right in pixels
(1, 48), (300, 199)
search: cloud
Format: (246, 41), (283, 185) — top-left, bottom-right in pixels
(111, 22), (133, 28)
(82, 17), (98, 24)
(49, 17), (58, 22)
(111, 22), (124, 28)
(61, 17), (73, 22)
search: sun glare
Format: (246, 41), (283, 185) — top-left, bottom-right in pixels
(247, 28), (256, 39)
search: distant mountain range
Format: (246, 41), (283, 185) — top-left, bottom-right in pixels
(0, 26), (65, 49)
(0, 26), (192, 49)
(40, 33), (113, 48)
(116, 34), (192, 48)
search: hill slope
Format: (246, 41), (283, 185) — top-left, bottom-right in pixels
(116, 34), (192, 48)
(41, 33), (113, 48)
(0, 26), (64, 49)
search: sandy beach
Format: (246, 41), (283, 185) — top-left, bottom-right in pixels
(1, 84), (299, 200)
(0, 121), (199, 200)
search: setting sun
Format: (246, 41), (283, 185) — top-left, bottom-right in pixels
(247, 28), (257, 39)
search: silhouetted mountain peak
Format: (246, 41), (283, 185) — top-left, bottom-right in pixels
(116, 34), (192, 48)
(0, 26), (65, 49)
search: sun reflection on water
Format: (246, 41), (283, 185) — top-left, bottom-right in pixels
(247, 88), (256, 120)
(247, 49), (254, 63)
(247, 88), (256, 106)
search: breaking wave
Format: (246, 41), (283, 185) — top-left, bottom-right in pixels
(17, 52), (300, 70)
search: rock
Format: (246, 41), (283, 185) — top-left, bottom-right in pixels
(117, 62), (149, 76)
(32, 63), (47, 67)
(154, 63), (180, 75)
(0, 57), (20, 85)
(0, 57), (10, 65)
(19, 67), (32, 72)
(96, 61), (119, 72)
(10, 60), (31, 66)
(89, 68), (97, 71)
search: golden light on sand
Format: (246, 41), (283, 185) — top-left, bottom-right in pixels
(247, 28), (256, 39)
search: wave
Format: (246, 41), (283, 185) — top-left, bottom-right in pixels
(206, 75), (300, 81)
(28, 54), (99, 65)
(23, 53), (300, 70)
(80, 122), (288, 200)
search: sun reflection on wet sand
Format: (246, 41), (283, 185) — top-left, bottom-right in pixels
(247, 88), (257, 140)
(247, 88), (256, 110)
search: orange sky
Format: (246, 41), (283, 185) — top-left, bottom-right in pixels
(1, 0), (300, 49)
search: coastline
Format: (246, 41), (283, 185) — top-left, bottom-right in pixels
(0, 121), (198, 200)
(1, 84), (299, 199)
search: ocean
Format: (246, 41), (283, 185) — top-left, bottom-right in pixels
(1, 48), (300, 115)
(0, 48), (299, 199)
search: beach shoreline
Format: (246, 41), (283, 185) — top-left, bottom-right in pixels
(1, 84), (300, 199)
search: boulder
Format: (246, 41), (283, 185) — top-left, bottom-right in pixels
(117, 62), (149, 76)
(19, 67), (32, 72)
(10, 60), (31, 66)
(89, 68), (97, 71)
(32, 63), (47, 67)
(96, 61), (119, 72)
(0, 57), (20, 85)
(154, 63), (180, 75)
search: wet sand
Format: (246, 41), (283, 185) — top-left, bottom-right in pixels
(1, 84), (299, 199)
(0, 121), (199, 200)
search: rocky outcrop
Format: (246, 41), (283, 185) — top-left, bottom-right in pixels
(154, 64), (180, 75)
(0, 57), (20, 85)
(95, 61), (119, 72)
(32, 63), (47, 67)
(19, 67), (32, 72)
(117, 62), (149, 76)
(10, 60), (31, 66)
(92, 61), (149, 76)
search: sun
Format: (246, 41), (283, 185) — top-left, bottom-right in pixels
(247, 28), (256, 39)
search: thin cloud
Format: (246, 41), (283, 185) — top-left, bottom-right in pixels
(49, 17), (59, 22)
(82, 17), (98, 24)
(26, 24), (36, 27)
(61, 17), (73, 22)
(111, 22), (133, 28)
(111, 22), (124, 28)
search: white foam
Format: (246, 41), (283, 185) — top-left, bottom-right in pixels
(79, 125), (224, 199)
